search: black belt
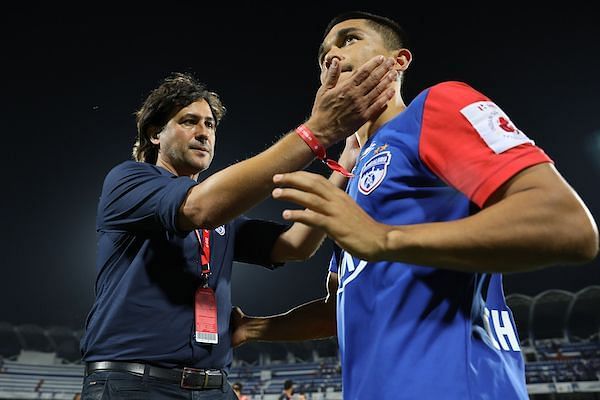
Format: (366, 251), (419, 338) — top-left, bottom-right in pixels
(85, 361), (224, 390)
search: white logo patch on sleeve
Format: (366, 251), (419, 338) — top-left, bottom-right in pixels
(460, 101), (534, 154)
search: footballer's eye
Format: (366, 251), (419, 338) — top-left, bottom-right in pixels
(343, 35), (359, 46)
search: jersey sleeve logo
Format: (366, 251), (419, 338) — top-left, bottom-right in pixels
(460, 101), (534, 154)
(358, 150), (391, 195)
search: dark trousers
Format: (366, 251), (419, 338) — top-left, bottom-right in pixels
(81, 371), (238, 400)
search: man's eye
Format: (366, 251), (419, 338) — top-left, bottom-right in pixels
(205, 121), (214, 129)
(343, 35), (358, 46)
(182, 119), (196, 126)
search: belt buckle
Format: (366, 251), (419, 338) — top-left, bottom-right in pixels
(180, 367), (207, 389)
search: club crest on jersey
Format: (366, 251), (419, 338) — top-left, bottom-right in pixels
(358, 151), (391, 195)
(215, 225), (225, 236)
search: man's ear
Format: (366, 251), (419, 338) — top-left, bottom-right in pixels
(394, 48), (412, 72)
(149, 127), (162, 145)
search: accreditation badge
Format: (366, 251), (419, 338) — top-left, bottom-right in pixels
(194, 287), (218, 344)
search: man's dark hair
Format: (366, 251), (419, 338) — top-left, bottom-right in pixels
(319, 11), (411, 95)
(133, 72), (226, 164)
(322, 11), (409, 51)
(284, 379), (294, 390)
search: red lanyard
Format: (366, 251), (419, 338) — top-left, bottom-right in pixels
(194, 229), (210, 276)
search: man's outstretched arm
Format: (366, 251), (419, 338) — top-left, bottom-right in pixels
(178, 57), (398, 231)
(272, 163), (599, 273)
(231, 272), (338, 347)
(270, 135), (361, 262)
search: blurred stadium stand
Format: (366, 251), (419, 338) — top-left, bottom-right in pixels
(507, 285), (600, 399)
(0, 286), (598, 399)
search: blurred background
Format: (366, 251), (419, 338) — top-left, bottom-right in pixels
(0, 2), (598, 399)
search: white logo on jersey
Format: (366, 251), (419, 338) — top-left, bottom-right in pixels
(460, 101), (534, 154)
(359, 141), (377, 161)
(358, 151), (391, 195)
(483, 307), (521, 352)
(215, 225), (225, 236)
(337, 251), (368, 292)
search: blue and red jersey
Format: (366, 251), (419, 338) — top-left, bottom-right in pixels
(329, 81), (552, 399)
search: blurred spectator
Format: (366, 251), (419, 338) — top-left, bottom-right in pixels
(278, 379), (295, 400)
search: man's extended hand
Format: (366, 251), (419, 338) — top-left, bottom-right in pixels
(272, 171), (389, 261)
(306, 56), (397, 147)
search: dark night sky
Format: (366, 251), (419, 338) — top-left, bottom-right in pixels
(2, 3), (599, 330)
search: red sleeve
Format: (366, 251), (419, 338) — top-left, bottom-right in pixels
(419, 81), (553, 208)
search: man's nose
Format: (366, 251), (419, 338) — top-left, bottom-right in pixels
(324, 48), (342, 69)
(194, 128), (209, 143)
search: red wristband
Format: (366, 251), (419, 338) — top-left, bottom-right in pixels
(295, 124), (354, 177)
